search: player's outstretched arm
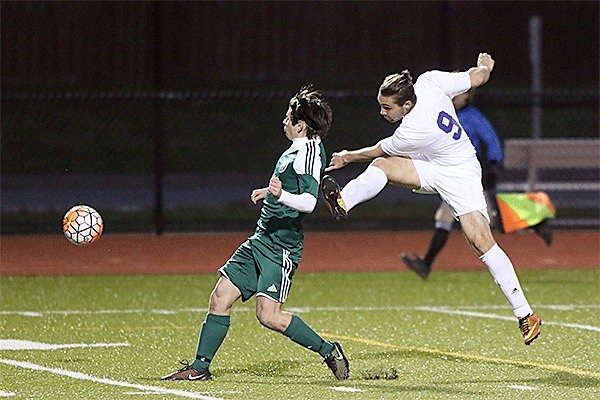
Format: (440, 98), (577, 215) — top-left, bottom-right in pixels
(325, 143), (386, 172)
(468, 52), (495, 89)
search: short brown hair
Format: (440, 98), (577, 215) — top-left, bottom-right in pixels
(289, 85), (333, 139)
(379, 70), (416, 106)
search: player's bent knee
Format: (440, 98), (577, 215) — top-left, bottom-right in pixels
(209, 289), (233, 314)
(370, 157), (388, 170)
(465, 232), (495, 256)
(256, 310), (279, 331)
(370, 157), (395, 178)
(255, 300), (287, 332)
(477, 240), (496, 255)
(208, 294), (224, 314)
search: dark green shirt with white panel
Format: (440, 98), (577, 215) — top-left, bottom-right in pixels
(219, 137), (326, 303)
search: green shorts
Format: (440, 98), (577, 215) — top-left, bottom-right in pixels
(218, 235), (302, 303)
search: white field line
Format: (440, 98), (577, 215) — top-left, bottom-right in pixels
(124, 392), (164, 396)
(0, 358), (225, 400)
(1, 305), (598, 332)
(508, 385), (536, 391)
(1, 304), (598, 317)
(413, 306), (600, 332)
(0, 339), (129, 351)
(329, 386), (363, 392)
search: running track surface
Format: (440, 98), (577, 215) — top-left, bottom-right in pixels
(1, 230), (598, 276)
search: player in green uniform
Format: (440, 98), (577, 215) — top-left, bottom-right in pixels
(162, 86), (349, 381)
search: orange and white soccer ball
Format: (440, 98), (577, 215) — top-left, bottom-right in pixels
(62, 205), (104, 245)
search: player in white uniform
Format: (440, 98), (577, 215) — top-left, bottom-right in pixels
(321, 53), (542, 345)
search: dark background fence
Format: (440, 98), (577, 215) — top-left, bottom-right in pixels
(1, 1), (598, 234)
(3, 2), (598, 88)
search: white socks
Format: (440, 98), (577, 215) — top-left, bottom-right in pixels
(480, 244), (533, 318)
(340, 166), (388, 211)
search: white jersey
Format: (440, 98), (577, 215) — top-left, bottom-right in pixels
(380, 71), (476, 167)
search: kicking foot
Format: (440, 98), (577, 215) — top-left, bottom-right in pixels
(321, 175), (347, 221)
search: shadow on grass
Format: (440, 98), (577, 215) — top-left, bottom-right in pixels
(226, 358), (480, 397)
(449, 372), (599, 389)
(224, 359), (306, 379)
(543, 372), (600, 388)
(154, 354), (598, 398)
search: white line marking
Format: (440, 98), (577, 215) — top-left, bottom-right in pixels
(124, 391), (162, 395)
(2, 304), (599, 317)
(508, 385), (536, 390)
(5, 311), (43, 317)
(1, 305), (598, 332)
(0, 359), (225, 400)
(414, 307), (600, 332)
(0, 340), (129, 351)
(329, 386), (363, 393)
(0, 391), (15, 397)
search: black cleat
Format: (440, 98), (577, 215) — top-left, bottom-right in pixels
(401, 254), (431, 280)
(324, 341), (350, 380)
(161, 361), (212, 381)
(321, 175), (347, 221)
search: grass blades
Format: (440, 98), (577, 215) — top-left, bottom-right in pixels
(1, 270), (599, 399)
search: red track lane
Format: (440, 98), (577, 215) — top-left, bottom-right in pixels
(1, 230), (598, 276)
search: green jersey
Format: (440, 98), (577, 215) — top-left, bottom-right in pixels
(253, 137), (326, 249)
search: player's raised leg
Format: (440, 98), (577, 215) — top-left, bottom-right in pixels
(321, 156), (419, 220)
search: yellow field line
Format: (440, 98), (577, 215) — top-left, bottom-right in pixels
(322, 333), (600, 378)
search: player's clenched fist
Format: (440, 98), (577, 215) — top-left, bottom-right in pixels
(250, 187), (267, 204)
(250, 177), (283, 203)
(268, 177), (282, 199)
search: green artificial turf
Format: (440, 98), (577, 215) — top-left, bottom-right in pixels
(1, 269), (598, 399)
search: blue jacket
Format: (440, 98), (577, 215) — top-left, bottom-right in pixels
(457, 105), (503, 164)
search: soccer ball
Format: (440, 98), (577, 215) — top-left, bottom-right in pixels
(62, 205), (104, 245)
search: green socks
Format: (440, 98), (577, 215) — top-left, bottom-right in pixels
(192, 313), (333, 372)
(192, 313), (230, 371)
(283, 314), (334, 357)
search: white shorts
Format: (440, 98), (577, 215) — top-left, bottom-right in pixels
(410, 154), (489, 221)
